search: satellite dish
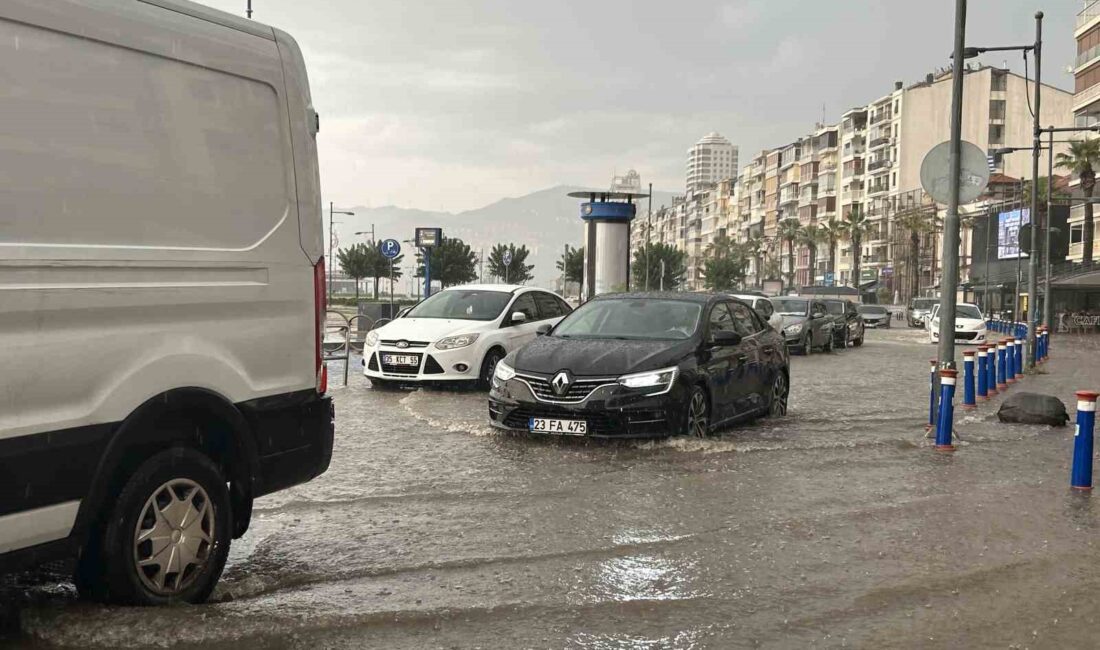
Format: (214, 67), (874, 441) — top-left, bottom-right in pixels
(919, 140), (990, 205)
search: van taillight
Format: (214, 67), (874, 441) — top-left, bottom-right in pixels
(314, 257), (327, 394)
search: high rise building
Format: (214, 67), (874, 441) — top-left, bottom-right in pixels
(1072, 1), (1100, 262)
(686, 132), (738, 192)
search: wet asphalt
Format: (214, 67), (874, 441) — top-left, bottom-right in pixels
(5, 326), (1100, 649)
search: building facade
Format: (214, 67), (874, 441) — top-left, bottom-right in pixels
(686, 132), (738, 193)
(1073, 1), (1100, 262)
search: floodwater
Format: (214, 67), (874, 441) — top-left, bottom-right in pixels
(5, 326), (1100, 649)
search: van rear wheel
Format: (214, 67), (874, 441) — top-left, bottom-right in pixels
(82, 447), (231, 605)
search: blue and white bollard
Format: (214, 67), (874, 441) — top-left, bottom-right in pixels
(1014, 338), (1024, 380)
(996, 341), (1008, 391)
(986, 344), (998, 396)
(962, 351), (976, 409)
(927, 359), (936, 431)
(935, 369), (958, 451)
(977, 345), (989, 400)
(1005, 339), (1016, 384)
(1071, 391), (1099, 491)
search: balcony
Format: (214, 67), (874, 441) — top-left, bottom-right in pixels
(870, 110), (893, 125)
(841, 189), (863, 201)
(868, 136), (891, 150)
(819, 183), (837, 196)
(1077, 43), (1100, 69)
(867, 183), (889, 197)
(868, 159), (892, 173)
(1078, 0), (1100, 32)
(1073, 81), (1100, 112)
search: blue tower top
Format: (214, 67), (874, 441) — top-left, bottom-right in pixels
(567, 190), (648, 222)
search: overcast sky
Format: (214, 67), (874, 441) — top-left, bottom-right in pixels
(200, 0), (1076, 212)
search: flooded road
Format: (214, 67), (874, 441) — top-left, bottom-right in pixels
(6, 327), (1100, 648)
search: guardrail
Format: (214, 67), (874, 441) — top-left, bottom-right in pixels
(323, 311), (389, 386)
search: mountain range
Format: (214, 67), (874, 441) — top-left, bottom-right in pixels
(328, 185), (679, 288)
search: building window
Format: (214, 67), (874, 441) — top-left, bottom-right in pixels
(891, 172), (897, 188)
(989, 124), (1005, 144)
(991, 71), (1008, 91)
(1072, 224), (1083, 244)
(989, 99), (1006, 120)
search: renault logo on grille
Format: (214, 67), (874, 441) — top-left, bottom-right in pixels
(551, 371), (573, 396)
(395, 340), (410, 349)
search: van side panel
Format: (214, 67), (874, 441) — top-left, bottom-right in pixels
(0, 0), (317, 548)
(274, 28), (324, 262)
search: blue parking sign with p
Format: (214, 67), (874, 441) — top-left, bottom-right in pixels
(380, 238), (401, 259)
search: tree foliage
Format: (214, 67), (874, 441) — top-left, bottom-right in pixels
(416, 237), (478, 288)
(336, 243), (373, 301)
(777, 218), (801, 289)
(1056, 140), (1100, 263)
(487, 243), (535, 284)
(556, 245), (584, 298)
(632, 242), (685, 291)
(701, 234), (749, 291)
(841, 205), (872, 288)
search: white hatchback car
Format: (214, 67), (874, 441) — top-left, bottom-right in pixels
(729, 294), (784, 331)
(928, 302), (988, 345)
(364, 285), (571, 387)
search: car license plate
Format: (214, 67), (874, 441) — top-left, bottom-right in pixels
(529, 418), (587, 435)
(382, 354), (419, 366)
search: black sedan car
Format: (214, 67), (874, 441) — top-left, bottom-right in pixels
(823, 299), (865, 348)
(488, 292), (789, 438)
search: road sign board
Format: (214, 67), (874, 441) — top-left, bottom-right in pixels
(415, 227), (442, 248)
(824, 272), (835, 286)
(379, 238), (401, 259)
(503, 250), (513, 266)
(920, 140), (990, 205)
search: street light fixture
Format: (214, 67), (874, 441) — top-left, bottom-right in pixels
(328, 202), (355, 300)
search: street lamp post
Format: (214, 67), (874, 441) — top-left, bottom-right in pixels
(355, 228), (376, 298)
(1026, 12), (1043, 370)
(328, 202), (355, 300)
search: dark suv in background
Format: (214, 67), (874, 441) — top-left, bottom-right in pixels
(858, 304), (892, 328)
(823, 299), (865, 348)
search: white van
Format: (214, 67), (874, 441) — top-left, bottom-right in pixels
(0, 0), (333, 605)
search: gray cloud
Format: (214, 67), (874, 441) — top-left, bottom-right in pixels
(200, 0), (1075, 210)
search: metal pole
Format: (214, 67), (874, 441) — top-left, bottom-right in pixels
(936, 0), (967, 376)
(1027, 11), (1043, 368)
(389, 259), (394, 317)
(1043, 126), (1054, 330)
(423, 248), (431, 299)
(646, 183), (652, 291)
(246, 0), (252, 18)
(660, 259), (665, 291)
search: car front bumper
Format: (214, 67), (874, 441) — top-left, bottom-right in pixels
(864, 317), (891, 328)
(930, 329), (988, 344)
(364, 345), (482, 382)
(488, 377), (687, 438)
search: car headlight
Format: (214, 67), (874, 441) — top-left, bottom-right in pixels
(494, 360), (515, 382)
(784, 323), (803, 335)
(435, 333), (479, 350)
(365, 331), (379, 347)
(617, 366), (678, 394)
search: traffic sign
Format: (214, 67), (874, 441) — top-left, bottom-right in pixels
(379, 238), (401, 259)
(503, 250), (513, 266)
(415, 227), (442, 248)
(824, 272), (835, 287)
(920, 140), (990, 205)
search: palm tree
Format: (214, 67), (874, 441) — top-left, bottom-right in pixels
(894, 207), (940, 302)
(819, 217), (844, 278)
(1056, 139), (1100, 264)
(743, 233), (766, 287)
(777, 218), (801, 290)
(841, 206), (872, 289)
(798, 223), (823, 286)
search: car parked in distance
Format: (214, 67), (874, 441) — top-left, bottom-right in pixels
(908, 297), (937, 328)
(364, 285), (571, 388)
(488, 293), (789, 438)
(729, 294), (783, 331)
(927, 303), (988, 345)
(823, 299), (865, 348)
(858, 304), (892, 328)
(773, 297), (835, 355)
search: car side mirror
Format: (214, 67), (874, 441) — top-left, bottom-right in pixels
(536, 323), (552, 336)
(710, 330), (742, 347)
(511, 311), (527, 324)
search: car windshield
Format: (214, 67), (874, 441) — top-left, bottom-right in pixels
(404, 289), (511, 321)
(957, 305), (983, 319)
(911, 299), (936, 310)
(825, 302), (844, 315)
(858, 305), (888, 314)
(552, 298), (702, 340)
(773, 298), (808, 316)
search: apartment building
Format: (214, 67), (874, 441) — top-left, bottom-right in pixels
(1073, 1), (1100, 262)
(686, 132), (738, 193)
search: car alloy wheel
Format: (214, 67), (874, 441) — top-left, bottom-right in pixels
(769, 372), (789, 416)
(133, 478), (215, 596)
(685, 388), (709, 437)
(823, 333), (833, 353)
(479, 349), (504, 389)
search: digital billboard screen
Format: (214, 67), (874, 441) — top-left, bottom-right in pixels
(997, 208), (1030, 260)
